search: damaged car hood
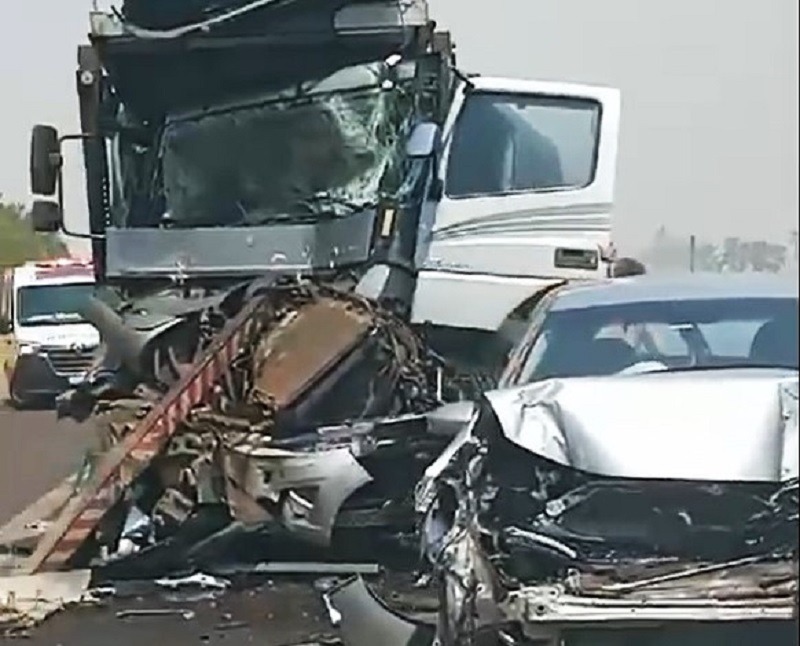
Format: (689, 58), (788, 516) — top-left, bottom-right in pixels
(485, 368), (798, 483)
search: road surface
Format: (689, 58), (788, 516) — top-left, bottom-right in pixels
(0, 406), (92, 526)
(0, 403), (334, 645)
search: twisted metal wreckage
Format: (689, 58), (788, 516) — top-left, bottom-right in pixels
(0, 276), (478, 636)
(71, 278), (477, 573)
(4, 276), (476, 564)
(405, 371), (799, 646)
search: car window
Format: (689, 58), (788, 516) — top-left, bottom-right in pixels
(592, 321), (689, 357)
(698, 320), (764, 357)
(512, 295), (798, 384)
(16, 283), (95, 326)
(641, 323), (690, 356)
(499, 287), (562, 387)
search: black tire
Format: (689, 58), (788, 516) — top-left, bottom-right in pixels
(8, 387), (31, 410)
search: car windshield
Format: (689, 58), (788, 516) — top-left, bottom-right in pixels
(145, 61), (411, 227)
(512, 296), (799, 384)
(16, 284), (95, 326)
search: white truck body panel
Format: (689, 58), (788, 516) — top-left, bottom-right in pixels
(412, 77), (621, 330)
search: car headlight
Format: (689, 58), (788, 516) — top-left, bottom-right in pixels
(18, 344), (41, 356)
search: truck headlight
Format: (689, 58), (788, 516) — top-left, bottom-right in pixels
(18, 344), (41, 356)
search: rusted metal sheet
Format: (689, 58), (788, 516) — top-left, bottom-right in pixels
(253, 298), (373, 409)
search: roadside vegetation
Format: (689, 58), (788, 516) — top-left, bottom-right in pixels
(0, 197), (67, 266)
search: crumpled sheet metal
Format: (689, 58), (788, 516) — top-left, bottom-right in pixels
(327, 576), (434, 646)
(224, 444), (372, 546)
(0, 569), (92, 634)
(253, 298), (373, 409)
(486, 368), (798, 482)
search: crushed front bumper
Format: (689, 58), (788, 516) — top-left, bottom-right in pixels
(432, 552), (798, 645)
(506, 582), (797, 643)
(332, 575), (799, 646)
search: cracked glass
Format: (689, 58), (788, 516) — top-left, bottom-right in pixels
(156, 62), (413, 227)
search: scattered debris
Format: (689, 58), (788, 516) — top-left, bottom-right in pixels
(154, 572), (230, 591)
(213, 618), (249, 631)
(115, 607), (196, 620)
(0, 569), (91, 635)
(248, 563), (380, 576)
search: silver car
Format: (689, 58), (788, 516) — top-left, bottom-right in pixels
(330, 273), (799, 646)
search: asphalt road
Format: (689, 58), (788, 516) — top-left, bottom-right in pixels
(0, 406), (93, 525)
(0, 403), (335, 645)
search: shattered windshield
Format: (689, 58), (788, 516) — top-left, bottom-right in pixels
(16, 284), (94, 326)
(514, 296), (799, 382)
(157, 62), (411, 227)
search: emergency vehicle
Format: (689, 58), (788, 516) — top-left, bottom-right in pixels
(0, 258), (99, 407)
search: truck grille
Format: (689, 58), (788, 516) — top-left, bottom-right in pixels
(41, 345), (98, 375)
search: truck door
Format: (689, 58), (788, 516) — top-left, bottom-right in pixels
(412, 78), (621, 330)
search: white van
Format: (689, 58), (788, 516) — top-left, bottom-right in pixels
(0, 259), (99, 407)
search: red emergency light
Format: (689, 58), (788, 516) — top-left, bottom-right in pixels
(33, 258), (94, 279)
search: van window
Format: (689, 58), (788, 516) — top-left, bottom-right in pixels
(16, 283), (95, 326)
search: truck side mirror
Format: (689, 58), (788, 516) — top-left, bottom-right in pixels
(0, 316), (12, 335)
(406, 122), (441, 159)
(29, 200), (63, 233)
(30, 124), (61, 196)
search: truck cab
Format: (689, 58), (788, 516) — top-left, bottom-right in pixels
(26, 0), (620, 381)
(1, 259), (99, 407)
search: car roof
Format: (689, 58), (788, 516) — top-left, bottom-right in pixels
(550, 272), (799, 311)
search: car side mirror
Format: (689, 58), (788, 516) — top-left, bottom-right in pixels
(30, 200), (63, 233)
(30, 124), (61, 196)
(406, 122), (441, 159)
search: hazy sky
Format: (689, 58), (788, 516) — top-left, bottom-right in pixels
(0, 0), (797, 254)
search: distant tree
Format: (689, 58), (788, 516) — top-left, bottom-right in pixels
(0, 196), (68, 267)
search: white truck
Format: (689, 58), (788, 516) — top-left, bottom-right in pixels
(0, 259), (99, 408)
